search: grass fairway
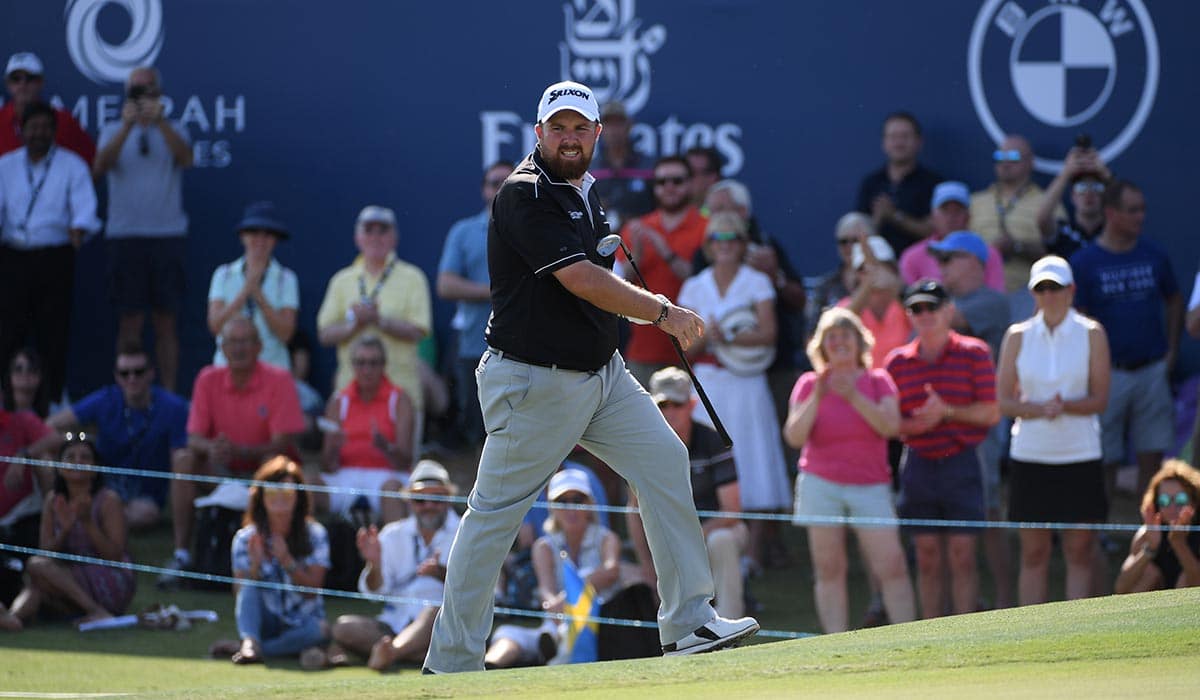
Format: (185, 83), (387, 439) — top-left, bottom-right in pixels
(1, 588), (1196, 698)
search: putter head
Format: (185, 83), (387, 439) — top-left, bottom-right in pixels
(596, 234), (622, 258)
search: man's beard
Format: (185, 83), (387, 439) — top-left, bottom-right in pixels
(540, 144), (593, 180)
(417, 509), (447, 533)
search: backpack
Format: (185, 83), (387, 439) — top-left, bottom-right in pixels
(189, 506), (242, 591)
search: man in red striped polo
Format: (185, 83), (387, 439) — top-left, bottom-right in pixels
(884, 279), (1000, 619)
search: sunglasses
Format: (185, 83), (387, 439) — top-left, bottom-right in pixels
(116, 366), (149, 379)
(654, 175), (688, 187)
(1073, 181), (1105, 194)
(657, 400), (688, 410)
(554, 494), (589, 505)
(1157, 492), (1191, 508)
(836, 237), (857, 247)
(6, 72), (40, 84)
(993, 149), (1023, 162)
(1032, 282), (1065, 294)
(351, 357), (385, 367)
(707, 231), (743, 242)
(907, 302), (943, 315)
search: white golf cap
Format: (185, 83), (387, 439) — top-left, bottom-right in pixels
(6, 52), (43, 77)
(1027, 255), (1074, 289)
(536, 81), (599, 123)
(548, 468), (594, 502)
(356, 204), (396, 227)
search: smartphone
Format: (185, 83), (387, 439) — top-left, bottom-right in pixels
(1075, 134), (1092, 150)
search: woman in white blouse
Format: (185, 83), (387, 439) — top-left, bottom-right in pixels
(995, 256), (1110, 605)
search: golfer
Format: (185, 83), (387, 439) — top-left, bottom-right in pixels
(424, 81), (758, 673)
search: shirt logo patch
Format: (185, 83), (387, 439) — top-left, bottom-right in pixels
(569, 211), (584, 220)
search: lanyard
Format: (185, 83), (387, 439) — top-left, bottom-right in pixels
(994, 182), (1030, 238)
(241, 260), (262, 317)
(357, 259), (397, 304)
(18, 150), (55, 237)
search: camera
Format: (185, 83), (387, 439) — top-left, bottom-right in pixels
(127, 85), (149, 100)
(1075, 134), (1092, 150)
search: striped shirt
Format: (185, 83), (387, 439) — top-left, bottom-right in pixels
(884, 331), (995, 458)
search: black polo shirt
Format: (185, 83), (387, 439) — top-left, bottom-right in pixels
(688, 423), (738, 521)
(484, 149), (619, 371)
(854, 163), (942, 254)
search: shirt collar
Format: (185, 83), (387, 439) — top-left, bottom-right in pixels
(221, 361), (264, 392)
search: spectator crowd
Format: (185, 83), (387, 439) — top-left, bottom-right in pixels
(1, 54), (1198, 668)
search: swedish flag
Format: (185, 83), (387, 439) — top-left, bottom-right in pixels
(561, 556), (599, 663)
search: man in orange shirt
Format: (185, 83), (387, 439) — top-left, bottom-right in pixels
(161, 315), (305, 583)
(619, 156), (708, 387)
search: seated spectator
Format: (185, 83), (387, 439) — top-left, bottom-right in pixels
(328, 460), (460, 671)
(47, 341), (189, 530)
(486, 469), (656, 668)
(207, 201), (298, 370)
(784, 307), (914, 633)
(808, 213), (867, 335)
(627, 367), (750, 619)
(840, 236), (911, 368)
(160, 316), (304, 585)
(898, 182), (1005, 291)
(3, 348), (50, 418)
(210, 456), (329, 667)
(679, 211), (791, 572)
(7, 434), (135, 630)
(1036, 144), (1111, 259)
(1115, 460), (1200, 593)
(315, 335), (414, 524)
(997, 256), (1109, 605)
(0, 384), (58, 613)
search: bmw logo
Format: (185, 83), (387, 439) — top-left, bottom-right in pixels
(968, 0), (1159, 172)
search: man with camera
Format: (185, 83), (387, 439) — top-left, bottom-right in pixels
(1035, 136), (1112, 259)
(94, 67), (193, 392)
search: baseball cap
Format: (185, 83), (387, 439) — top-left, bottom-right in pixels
(548, 468), (594, 502)
(903, 279), (949, 308)
(931, 181), (970, 210)
(1027, 256), (1074, 289)
(850, 235), (896, 269)
(537, 81), (600, 123)
(929, 230), (989, 265)
(356, 205), (396, 228)
(6, 52), (43, 78)
(407, 459), (456, 494)
(649, 367), (692, 405)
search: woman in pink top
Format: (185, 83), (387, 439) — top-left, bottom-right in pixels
(783, 307), (914, 633)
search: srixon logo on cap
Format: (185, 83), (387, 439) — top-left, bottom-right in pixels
(547, 87), (592, 104)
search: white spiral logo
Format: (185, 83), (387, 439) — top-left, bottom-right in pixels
(65, 0), (164, 84)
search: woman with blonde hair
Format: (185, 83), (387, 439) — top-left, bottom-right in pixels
(784, 307), (914, 633)
(996, 256), (1110, 604)
(1115, 460), (1200, 593)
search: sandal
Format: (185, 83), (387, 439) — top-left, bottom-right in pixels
(232, 639), (262, 665)
(326, 643), (351, 667)
(209, 639), (241, 659)
(367, 635), (397, 671)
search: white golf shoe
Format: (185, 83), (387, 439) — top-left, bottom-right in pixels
(661, 615), (760, 656)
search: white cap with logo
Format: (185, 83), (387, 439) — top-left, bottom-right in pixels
(536, 81), (599, 123)
(1027, 255), (1074, 289)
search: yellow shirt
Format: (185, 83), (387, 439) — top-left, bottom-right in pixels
(316, 253), (431, 410)
(969, 183), (1064, 291)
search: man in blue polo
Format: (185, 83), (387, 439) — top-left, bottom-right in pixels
(436, 160), (514, 448)
(47, 342), (189, 529)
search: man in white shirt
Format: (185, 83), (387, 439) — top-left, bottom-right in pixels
(327, 460), (460, 671)
(0, 101), (100, 400)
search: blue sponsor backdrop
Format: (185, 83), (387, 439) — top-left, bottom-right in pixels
(1, 0), (1195, 396)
